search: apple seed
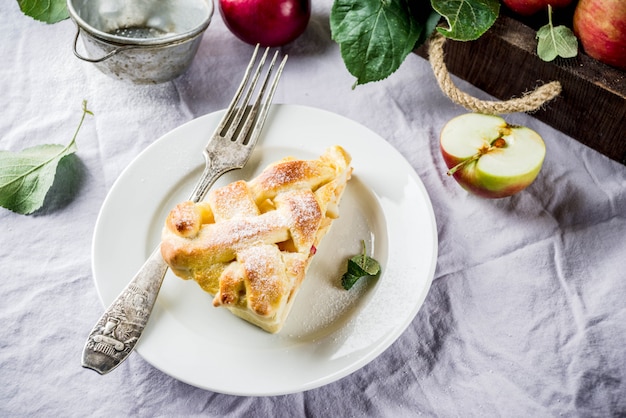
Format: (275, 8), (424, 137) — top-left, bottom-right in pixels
(492, 137), (507, 148)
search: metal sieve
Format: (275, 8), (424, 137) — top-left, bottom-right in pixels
(67, 0), (214, 84)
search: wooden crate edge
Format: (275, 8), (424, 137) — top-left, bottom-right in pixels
(415, 15), (626, 165)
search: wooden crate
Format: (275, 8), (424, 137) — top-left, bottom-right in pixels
(416, 12), (626, 165)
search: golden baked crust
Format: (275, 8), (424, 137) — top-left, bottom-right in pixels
(161, 145), (352, 333)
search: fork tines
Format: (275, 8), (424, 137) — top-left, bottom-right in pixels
(218, 45), (288, 145)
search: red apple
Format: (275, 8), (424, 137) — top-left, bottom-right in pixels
(440, 113), (546, 199)
(573, 0), (626, 71)
(502, 0), (574, 16)
(219, 0), (311, 47)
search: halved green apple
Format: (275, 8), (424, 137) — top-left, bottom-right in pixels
(440, 113), (546, 198)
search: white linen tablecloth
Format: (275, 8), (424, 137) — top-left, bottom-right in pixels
(1, 1), (625, 416)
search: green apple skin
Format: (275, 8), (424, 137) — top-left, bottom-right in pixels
(440, 113), (546, 199)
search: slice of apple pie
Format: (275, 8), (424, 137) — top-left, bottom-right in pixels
(160, 145), (352, 333)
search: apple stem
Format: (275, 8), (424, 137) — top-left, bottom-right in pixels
(446, 151), (481, 176)
(446, 138), (507, 176)
(547, 5), (553, 27)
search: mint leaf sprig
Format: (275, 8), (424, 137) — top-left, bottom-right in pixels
(0, 101), (93, 215)
(341, 240), (381, 290)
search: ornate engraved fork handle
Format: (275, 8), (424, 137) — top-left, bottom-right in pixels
(82, 161), (228, 374)
(82, 247), (168, 374)
(82, 46), (286, 375)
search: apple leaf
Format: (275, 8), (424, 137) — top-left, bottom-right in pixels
(432, 0), (500, 41)
(17, 0), (69, 24)
(0, 101), (92, 215)
(330, 0), (431, 86)
(330, 0), (501, 85)
(536, 7), (578, 62)
(536, 25), (578, 61)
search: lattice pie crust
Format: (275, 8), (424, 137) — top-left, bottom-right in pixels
(161, 146), (352, 333)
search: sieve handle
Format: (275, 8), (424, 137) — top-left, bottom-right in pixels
(72, 27), (129, 63)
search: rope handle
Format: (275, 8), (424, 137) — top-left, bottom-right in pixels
(428, 32), (562, 114)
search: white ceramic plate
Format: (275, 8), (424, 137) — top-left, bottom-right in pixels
(92, 104), (437, 395)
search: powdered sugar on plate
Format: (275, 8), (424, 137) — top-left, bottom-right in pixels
(280, 175), (387, 343)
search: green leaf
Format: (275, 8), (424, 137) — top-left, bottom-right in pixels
(341, 241), (381, 290)
(432, 0), (500, 41)
(330, 0), (425, 86)
(0, 101), (92, 215)
(17, 0), (69, 24)
(0, 145), (72, 214)
(347, 252), (381, 277)
(341, 272), (361, 291)
(536, 8), (578, 62)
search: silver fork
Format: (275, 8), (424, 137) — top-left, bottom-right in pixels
(82, 46), (288, 375)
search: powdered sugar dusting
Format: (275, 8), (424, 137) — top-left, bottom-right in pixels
(163, 146), (354, 333)
(239, 245), (284, 315)
(259, 160), (309, 190)
(209, 181), (258, 221)
(279, 176), (385, 346)
(277, 190), (322, 251)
